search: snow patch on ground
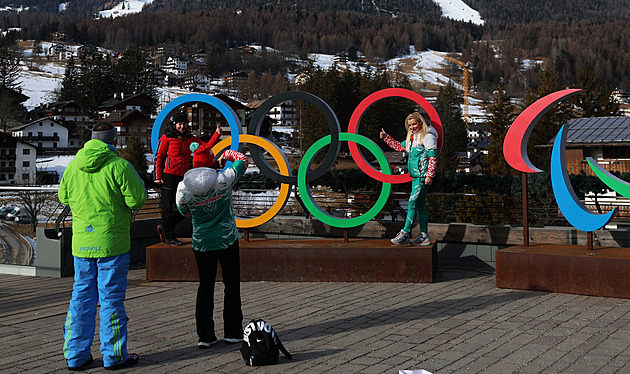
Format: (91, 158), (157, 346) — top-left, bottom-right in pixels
(98, 0), (154, 19)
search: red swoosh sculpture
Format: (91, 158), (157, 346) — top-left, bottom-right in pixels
(503, 89), (582, 173)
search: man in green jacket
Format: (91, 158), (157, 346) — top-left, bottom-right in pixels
(59, 122), (147, 371)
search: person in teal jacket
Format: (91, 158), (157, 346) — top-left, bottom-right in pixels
(176, 142), (248, 348)
(380, 112), (439, 246)
(59, 122), (147, 370)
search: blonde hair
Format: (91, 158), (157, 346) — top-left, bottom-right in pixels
(404, 112), (430, 152)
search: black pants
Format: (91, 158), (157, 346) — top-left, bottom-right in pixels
(160, 173), (185, 240)
(193, 241), (243, 342)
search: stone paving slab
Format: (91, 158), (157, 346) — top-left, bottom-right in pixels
(3, 267), (630, 373)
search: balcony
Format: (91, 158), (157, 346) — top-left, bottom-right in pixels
(21, 135), (60, 142)
(578, 158), (630, 175)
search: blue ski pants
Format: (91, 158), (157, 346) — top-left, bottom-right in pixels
(63, 252), (130, 368)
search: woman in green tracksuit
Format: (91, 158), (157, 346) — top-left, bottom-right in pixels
(380, 112), (439, 246)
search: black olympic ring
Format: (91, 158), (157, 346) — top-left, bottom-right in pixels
(248, 91), (341, 184)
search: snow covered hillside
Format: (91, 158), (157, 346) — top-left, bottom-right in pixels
(433, 0), (484, 25)
(92, 0), (484, 24)
(97, 0), (155, 18)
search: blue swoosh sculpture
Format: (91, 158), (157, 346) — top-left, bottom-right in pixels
(551, 125), (615, 232)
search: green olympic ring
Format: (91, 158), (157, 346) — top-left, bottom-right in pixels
(297, 132), (392, 228)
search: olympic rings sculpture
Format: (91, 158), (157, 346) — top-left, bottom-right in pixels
(151, 88), (443, 228)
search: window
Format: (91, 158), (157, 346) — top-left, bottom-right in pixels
(23, 149), (30, 155)
(0, 174), (5, 181)
(53, 142), (57, 148)
(37, 132), (43, 138)
(50, 123), (54, 127)
(39, 123), (43, 126)
(603, 146), (630, 159)
(22, 173), (29, 181)
(22, 161), (30, 168)
(0, 162), (4, 167)
(28, 132), (32, 137)
(38, 143), (42, 148)
(53, 132), (58, 137)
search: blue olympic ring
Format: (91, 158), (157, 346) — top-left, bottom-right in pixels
(151, 93), (242, 169)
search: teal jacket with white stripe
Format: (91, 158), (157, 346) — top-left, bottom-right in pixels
(176, 160), (246, 251)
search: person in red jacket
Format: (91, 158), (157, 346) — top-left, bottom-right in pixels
(154, 111), (221, 246)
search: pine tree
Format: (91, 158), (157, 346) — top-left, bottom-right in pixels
(482, 87), (517, 176)
(77, 50), (115, 111)
(113, 45), (158, 105)
(0, 46), (23, 131)
(121, 135), (150, 187)
(434, 83), (467, 174)
(32, 40), (43, 56)
(57, 56), (79, 102)
(571, 65), (620, 118)
(0, 46), (22, 92)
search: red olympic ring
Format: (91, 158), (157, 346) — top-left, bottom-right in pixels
(347, 88), (443, 184)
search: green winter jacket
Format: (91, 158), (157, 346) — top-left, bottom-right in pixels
(400, 126), (439, 179)
(58, 139), (147, 258)
(176, 160), (246, 251)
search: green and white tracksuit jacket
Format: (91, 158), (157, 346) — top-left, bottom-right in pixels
(383, 127), (438, 233)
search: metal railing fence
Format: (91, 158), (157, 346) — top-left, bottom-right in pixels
(3, 186), (630, 231)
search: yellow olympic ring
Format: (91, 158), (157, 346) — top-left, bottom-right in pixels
(211, 134), (291, 228)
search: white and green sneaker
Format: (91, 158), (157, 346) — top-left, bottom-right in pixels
(391, 230), (410, 245)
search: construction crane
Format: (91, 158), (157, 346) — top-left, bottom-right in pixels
(433, 51), (472, 129)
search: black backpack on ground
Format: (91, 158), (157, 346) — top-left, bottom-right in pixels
(240, 319), (292, 366)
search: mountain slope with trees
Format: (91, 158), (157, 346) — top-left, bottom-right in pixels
(0, 0), (627, 109)
(0, 0), (628, 96)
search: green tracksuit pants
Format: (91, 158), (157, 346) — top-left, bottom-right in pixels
(403, 178), (429, 234)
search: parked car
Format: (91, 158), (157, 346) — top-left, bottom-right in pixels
(14, 211), (32, 224)
(5, 207), (21, 220)
(0, 205), (18, 219)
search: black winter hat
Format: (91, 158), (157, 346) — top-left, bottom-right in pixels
(171, 112), (187, 124)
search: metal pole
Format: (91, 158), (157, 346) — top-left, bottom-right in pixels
(587, 231), (593, 251)
(522, 173), (529, 247)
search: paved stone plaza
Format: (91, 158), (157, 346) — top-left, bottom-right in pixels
(3, 266), (630, 373)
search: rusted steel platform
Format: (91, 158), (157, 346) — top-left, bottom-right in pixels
(146, 238), (437, 283)
(496, 244), (630, 298)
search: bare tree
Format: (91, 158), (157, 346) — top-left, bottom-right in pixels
(16, 189), (56, 233)
(14, 167), (57, 232)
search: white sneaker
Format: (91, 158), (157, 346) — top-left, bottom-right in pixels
(198, 339), (218, 349)
(224, 337), (244, 344)
(391, 230), (410, 245)
(411, 232), (431, 246)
